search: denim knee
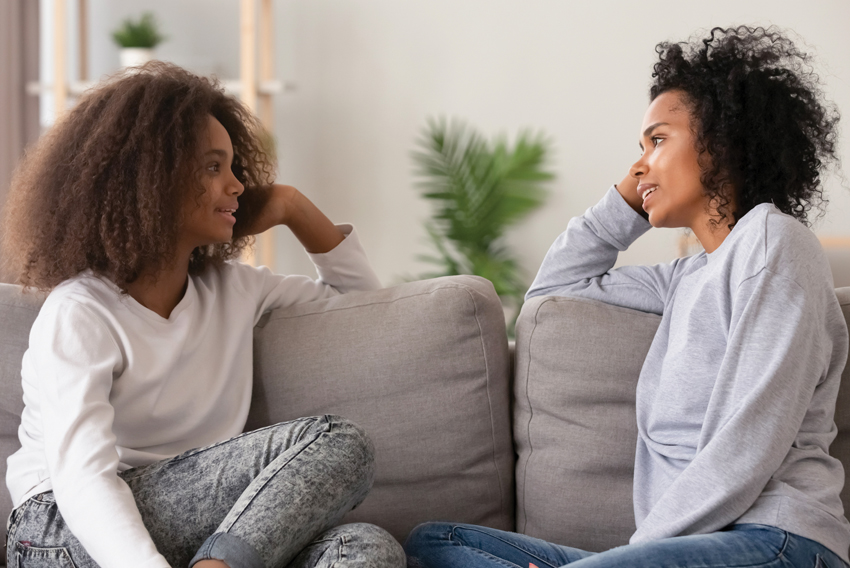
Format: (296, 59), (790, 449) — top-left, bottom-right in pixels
(323, 415), (376, 490)
(404, 522), (455, 555)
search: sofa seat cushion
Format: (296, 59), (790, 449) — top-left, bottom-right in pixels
(513, 295), (660, 552)
(247, 275), (515, 542)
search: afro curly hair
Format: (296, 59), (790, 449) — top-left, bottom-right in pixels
(650, 26), (840, 227)
(1, 61), (277, 291)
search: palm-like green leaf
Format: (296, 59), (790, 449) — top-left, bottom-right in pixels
(411, 118), (553, 331)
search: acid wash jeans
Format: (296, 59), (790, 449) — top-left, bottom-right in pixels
(404, 522), (849, 568)
(6, 415), (406, 568)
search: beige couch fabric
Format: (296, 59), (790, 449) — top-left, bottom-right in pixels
(248, 275), (515, 541)
(0, 276), (515, 564)
(513, 295), (661, 552)
(0, 286), (43, 537)
(514, 288), (850, 554)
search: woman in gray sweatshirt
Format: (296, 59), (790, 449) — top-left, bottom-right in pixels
(405, 26), (849, 568)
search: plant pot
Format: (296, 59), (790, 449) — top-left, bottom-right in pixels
(119, 48), (155, 69)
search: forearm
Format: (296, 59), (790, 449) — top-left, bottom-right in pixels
(235, 185), (345, 254)
(526, 186), (666, 312)
(283, 187), (345, 254)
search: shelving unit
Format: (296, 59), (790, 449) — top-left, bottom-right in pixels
(30, 0), (282, 268)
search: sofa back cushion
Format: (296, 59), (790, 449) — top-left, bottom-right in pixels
(0, 276), (515, 559)
(513, 287), (850, 552)
(513, 295), (660, 551)
(0, 284), (45, 564)
(247, 275), (515, 541)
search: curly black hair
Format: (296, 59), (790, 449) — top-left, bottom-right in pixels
(1, 61), (276, 291)
(650, 26), (840, 227)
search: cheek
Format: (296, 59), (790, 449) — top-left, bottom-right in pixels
(663, 148), (701, 187)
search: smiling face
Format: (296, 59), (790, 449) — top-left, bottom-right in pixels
(630, 90), (712, 232)
(180, 115), (245, 251)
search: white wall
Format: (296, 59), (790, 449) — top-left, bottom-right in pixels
(49, 0), (850, 286)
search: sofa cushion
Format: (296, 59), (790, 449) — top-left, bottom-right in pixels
(513, 295), (660, 551)
(0, 284), (46, 564)
(514, 287), (850, 553)
(247, 275), (515, 542)
(0, 276), (514, 556)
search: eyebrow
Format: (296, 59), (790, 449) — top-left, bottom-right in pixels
(203, 149), (230, 158)
(638, 122), (670, 150)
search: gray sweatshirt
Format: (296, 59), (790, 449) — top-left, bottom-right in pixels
(527, 186), (850, 562)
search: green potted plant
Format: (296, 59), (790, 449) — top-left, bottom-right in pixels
(112, 12), (166, 69)
(411, 118), (553, 334)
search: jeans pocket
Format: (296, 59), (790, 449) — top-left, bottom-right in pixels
(13, 543), (77, 568)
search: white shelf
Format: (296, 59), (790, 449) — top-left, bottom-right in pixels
(27, 79), (293, 98)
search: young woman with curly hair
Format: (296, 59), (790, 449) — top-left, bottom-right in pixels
(405, 26), (849, 568)
(2, 62), (405, 568)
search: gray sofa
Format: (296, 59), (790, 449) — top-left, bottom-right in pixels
(1, 276), (849, 565)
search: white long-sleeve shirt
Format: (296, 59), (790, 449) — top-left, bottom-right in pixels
(528, 187), (850, 563)
(6, 225), (381, 568)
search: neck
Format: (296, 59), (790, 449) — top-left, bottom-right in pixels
(125, 253), (191, 319)
(691, 215), (733, 254)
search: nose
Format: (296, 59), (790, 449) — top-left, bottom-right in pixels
(228, 170), (245, 196)
(629, 155), (647, 180)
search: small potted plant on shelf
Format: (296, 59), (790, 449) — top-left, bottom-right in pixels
(112, 12), (166, 69)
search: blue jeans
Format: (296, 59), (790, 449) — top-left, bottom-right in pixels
(404, 522), (848, 568)
(7, 415), (405, 568)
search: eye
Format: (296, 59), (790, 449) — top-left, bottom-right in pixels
(651, 136), (664, 147)
(207, 162), (220, 173)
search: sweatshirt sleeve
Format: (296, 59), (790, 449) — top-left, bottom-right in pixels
(237, 224), (382, 320)
(31, 300), (170, 568)
(526, 186), (692, 315)
(630, 267), (831, 542)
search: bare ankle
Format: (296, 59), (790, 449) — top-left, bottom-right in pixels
(193, 560), (230, 568)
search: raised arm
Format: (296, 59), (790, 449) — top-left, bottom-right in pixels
(527, 178), (692, 315)
(230, 184), (381, 318)
(234, 184), (344, 253)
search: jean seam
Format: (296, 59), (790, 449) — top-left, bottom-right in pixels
(192, 533), (221, 565)
(218, 425), (328, 533)
(6, 499), (27, 547)
(450, 525), (560, 568)
(776, 528), (789, 560)
(14, 544), (78, 568)
(123, 418), (318, 482)
(29, 493), (54, 505)
(294, 416), (325, 446)
(334, 533), (348, 568)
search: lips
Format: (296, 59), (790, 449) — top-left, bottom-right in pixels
(215, 204), (239, 224)
(637, 183), (658, 202)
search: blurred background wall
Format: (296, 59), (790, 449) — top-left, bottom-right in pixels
(18, 0), (850, 287)
(0, 0), (39, 282)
